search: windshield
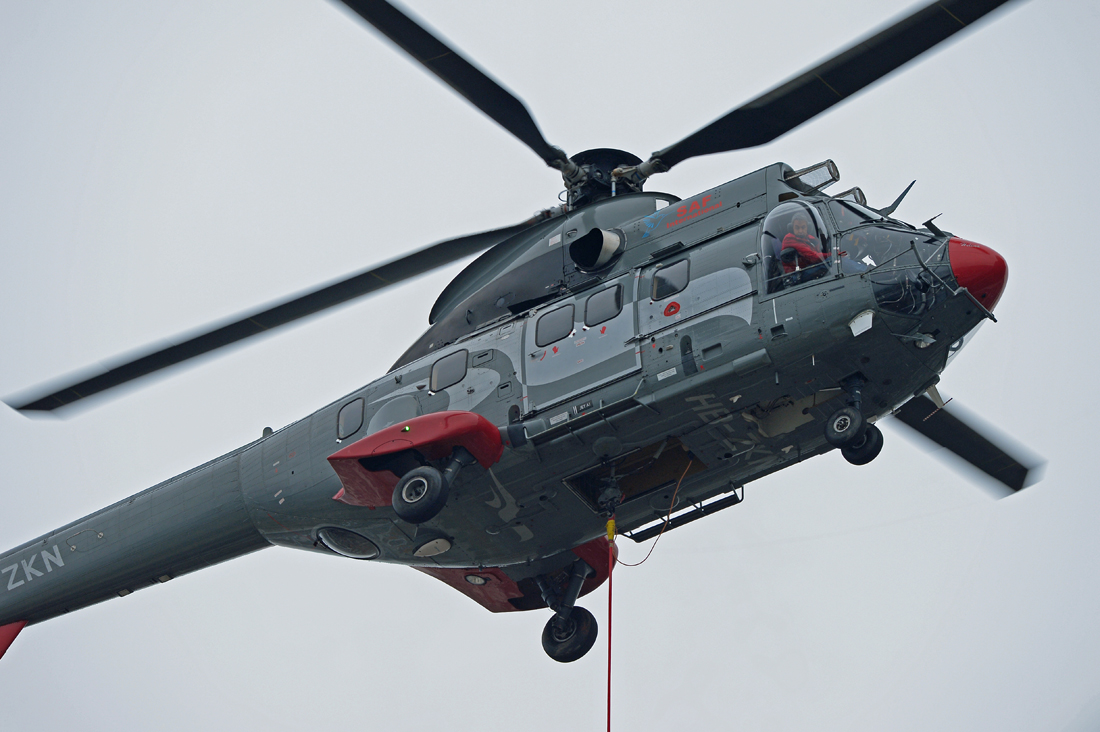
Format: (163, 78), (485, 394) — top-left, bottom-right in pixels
(829, 200), (882, 230)
(839, 226), (952, 317)
(829, 200), (913, 232)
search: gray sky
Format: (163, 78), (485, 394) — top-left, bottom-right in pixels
(1, 1), (1098, 730)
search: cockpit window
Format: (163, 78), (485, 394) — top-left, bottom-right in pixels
(761, 201), (832, 294)
(829, 200), (882, 231)
(842, 227), (951, 317)
(827, 200), (880, 231)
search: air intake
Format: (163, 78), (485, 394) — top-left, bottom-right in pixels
(569, 228), (624, 272)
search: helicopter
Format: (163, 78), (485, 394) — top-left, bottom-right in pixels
(0, 0), (1042, 684)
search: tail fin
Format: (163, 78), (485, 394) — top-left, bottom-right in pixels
(0, 621), (26, 660)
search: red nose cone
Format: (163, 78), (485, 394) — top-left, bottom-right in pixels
(948, 237), (1008, 311)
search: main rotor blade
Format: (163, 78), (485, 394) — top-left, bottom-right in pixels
(339, 0), (567, 168)
(650, 0), (1017, 170)
(8, 222), (532, 413)
(893, 394), (1036, 492)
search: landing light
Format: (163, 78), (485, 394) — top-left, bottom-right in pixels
(464, 574), (490, 585)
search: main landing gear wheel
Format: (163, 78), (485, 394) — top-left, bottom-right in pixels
(842, 423), (884, 465)
(392, 466), (449, 524)
(824, 406), (865, 448)
(542, 606), (598, 663)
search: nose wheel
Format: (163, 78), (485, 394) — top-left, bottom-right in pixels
(824, 406), (865, 448)
(841, 423), (883, 465)
(825, 377), (883, 465)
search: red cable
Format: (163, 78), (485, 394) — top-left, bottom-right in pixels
(606, 459), (693, 729)
(607, 532), (613, 732)
(616, 459), (693, 568)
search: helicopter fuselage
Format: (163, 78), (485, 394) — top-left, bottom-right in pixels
(0, 161), (1000, 627)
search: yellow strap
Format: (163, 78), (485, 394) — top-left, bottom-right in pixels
(606, 518), (616, 543)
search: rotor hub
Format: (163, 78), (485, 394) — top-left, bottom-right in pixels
(565, 148), (644, 208)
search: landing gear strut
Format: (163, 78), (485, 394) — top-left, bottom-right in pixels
(825, 377), (866, 448)
(537, 560), (598, 663)
(824, 377), (883, 465)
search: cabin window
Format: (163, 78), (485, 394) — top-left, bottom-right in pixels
(337, 398), (364, 439)
(760, 201), (832, 294)
(535, 304), (575, 346)
(584, 285), (623, 326)
(651, 259), (689, 301)
(430, 350), (468, 392)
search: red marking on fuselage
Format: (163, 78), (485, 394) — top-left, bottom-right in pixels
(667, 195), (722, 229)
(664, 301), (681, 316)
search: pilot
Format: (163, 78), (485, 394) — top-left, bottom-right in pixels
(780, 211), (829, 279)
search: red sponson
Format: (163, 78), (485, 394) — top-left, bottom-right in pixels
(328, 410), (504, 508)
(948, 237), (1008, 311)
(414, 566), (525, 613)
(414, 536), (618, 613)
(0, 620), (27, 660)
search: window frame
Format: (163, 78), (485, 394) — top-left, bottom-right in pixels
(535, 304), (575, 347)
(650, 259), (690, 301)
(584, 284), (623, 327)
(337, 398), (364, 439)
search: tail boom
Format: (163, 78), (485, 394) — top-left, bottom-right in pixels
(0, 452), (269, 631)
